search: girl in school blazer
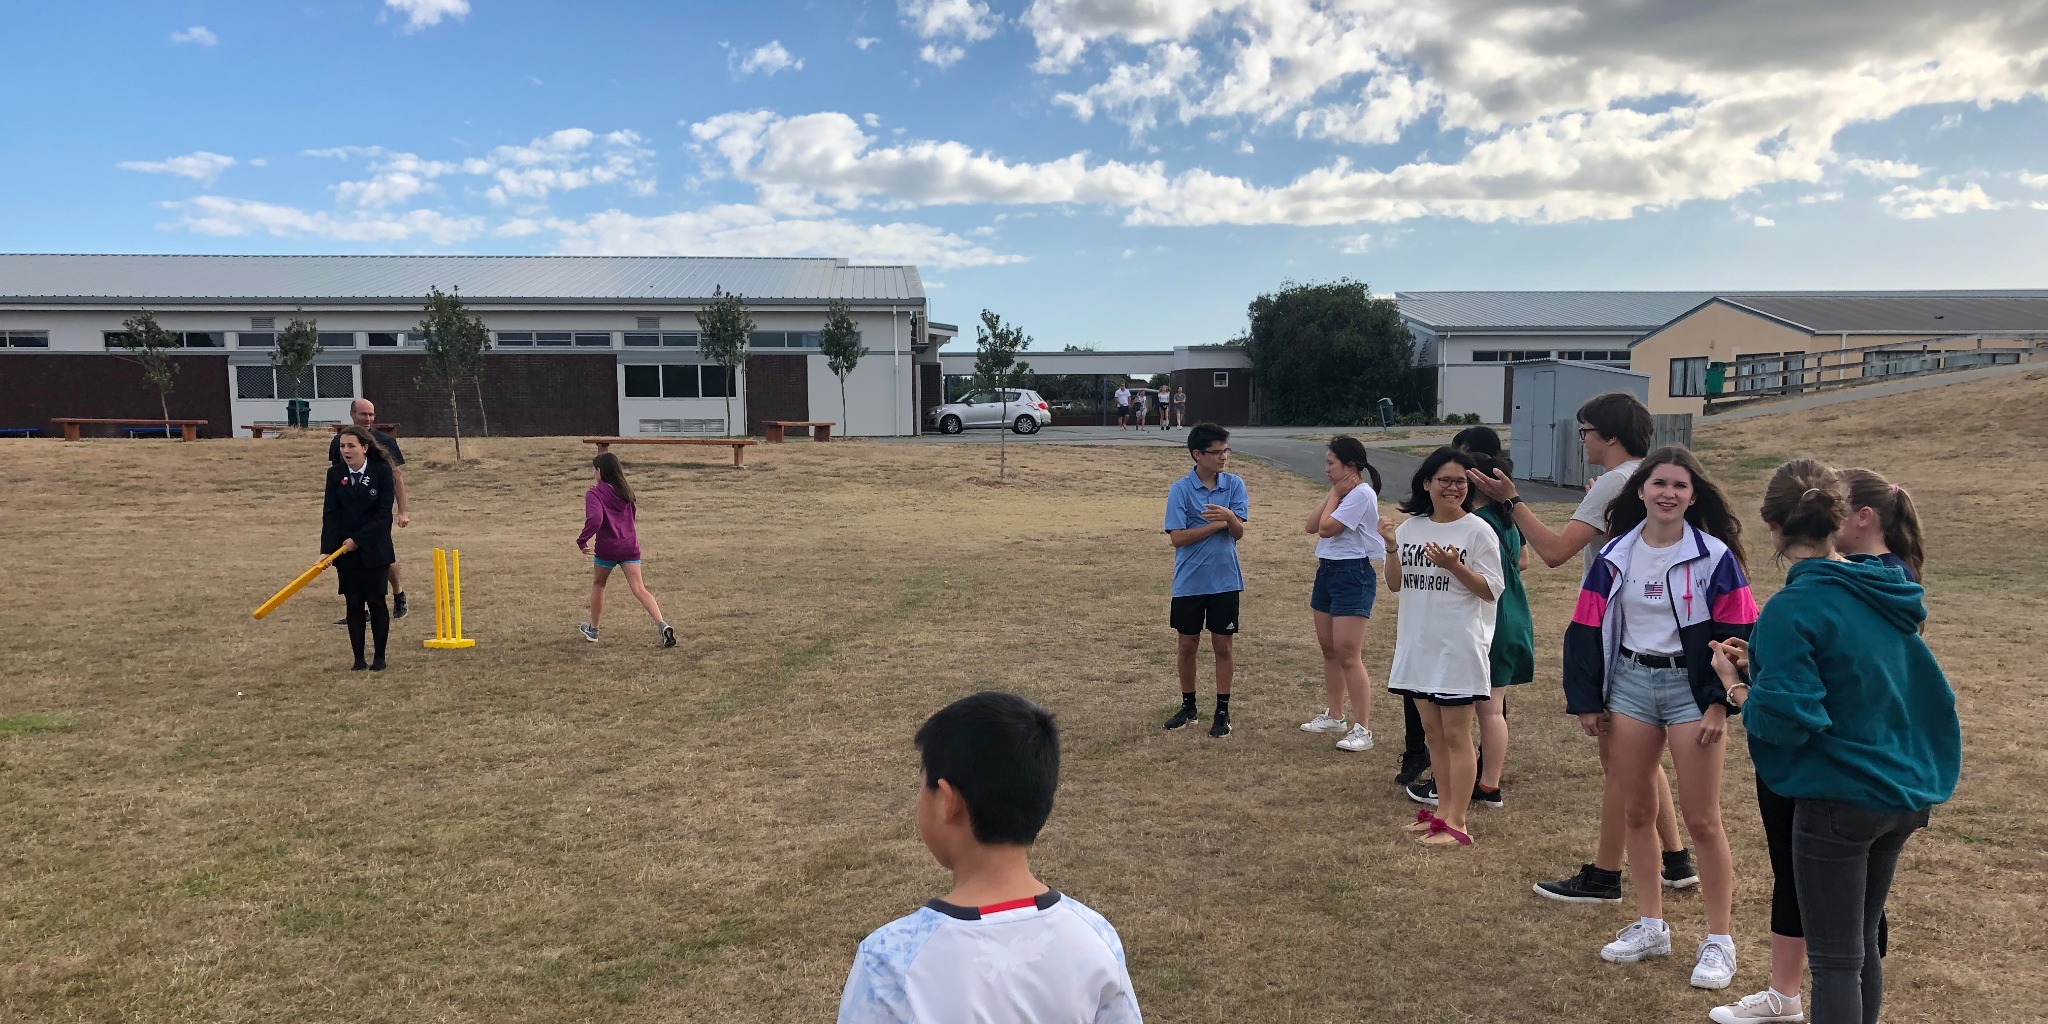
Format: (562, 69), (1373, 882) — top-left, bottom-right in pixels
(323, 426), (397, 670)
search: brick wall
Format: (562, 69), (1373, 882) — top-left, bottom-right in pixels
(743, 354), (809, 434)
(359, 353), (618, 436)
(0, 353), (233, 437)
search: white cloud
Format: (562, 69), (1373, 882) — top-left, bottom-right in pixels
(862, 113), (882, 127)
(118, 151), (236, 185)
(1751, 215), (1776, 227)
(1879, 183), (2001, 219)
(386, 0), (469, 32)
(2019, 171), (2048, 189)
(170, 26), (217, 46)
(901, 0), (998, 67)
(316, 128), (653, 208)
(733, 40), (803, 76)
(1052, 43), (1202, 136)
(1236, 140), (1254, 155)
(544, 205), (1022, 270)
(494, 218), (544, 238)
(1797, 191), (1843, 204)
(248, 158), (269, 167)
(165, 196), (483, 244)
(1842, 158), (1924, 180)
(854, 36), (880, 50)
(1338, 232), (1372, 253)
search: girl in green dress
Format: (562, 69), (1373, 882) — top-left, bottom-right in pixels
(1471, 451), (1534, 807)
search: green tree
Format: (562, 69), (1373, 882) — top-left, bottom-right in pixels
(970, 309), (1033, 480)
(115, 310), (179, 436)
(1244, 279), (1416, 425)
(696, 286), (755, 436)
(274, 310), (322, 429)
(414, 286), (492, 459)
(818, 298), (868, 435)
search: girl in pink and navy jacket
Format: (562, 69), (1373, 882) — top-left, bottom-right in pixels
(1561, 446), (1758, 992)
(576, 451), (675, 648)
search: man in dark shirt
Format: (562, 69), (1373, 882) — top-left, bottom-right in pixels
(329, 398), (412, 618)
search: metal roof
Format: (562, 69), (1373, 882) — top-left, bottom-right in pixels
(1717, 294), (2048, 334)
(1396, 292), (1714, 331)
(0, 254), (925, 304)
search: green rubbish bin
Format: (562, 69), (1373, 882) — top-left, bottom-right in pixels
(1376, 397), (1396, 428)
(1705, 361), (1727, 396)
(286, 398), (311, 428)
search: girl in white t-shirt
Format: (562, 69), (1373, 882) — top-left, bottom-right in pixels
(1299, 436), (1386, 753)
(1377, 447), (1503, 847)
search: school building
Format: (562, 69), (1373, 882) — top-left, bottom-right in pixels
(0, 253), (955, 438)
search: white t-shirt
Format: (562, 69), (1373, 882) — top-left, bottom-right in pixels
(1573, 459), (1642, 563)
(1620, 534), (1685, 655)
(1316, 483), (1385, 561)
(1387, 513), (1504, 698)
(839, 892), (1142, 1024)
(1115, 387), (1131, 407)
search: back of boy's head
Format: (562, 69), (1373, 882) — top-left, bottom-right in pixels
(1574, 391), (1653, 457)
(915, 692), (1060, 846)
(1452, 425), (1504, 457)
(1187, 422), (1229, 454)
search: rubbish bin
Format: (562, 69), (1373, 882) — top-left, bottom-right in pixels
(286, 398), (311, 428)
(1376, 397), (1396, 428)
(1705, 361), (1727, 396)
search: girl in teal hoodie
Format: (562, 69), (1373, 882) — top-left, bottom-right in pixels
(1711, 461), (1960, 1024)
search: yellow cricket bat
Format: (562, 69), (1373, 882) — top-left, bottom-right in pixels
(252, 548), (348, 620)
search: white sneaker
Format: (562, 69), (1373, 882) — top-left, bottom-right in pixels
(1599, 920), (1672, 963)
(1691, 939), (1739, 990)
(1709, 988), (1804, 1023)
(1300, 712), (1348, 734)
(1335, 724), (1375, 751)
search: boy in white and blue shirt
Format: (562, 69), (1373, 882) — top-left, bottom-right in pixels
(1162, 423), (1250, 738)
(838, 692), (1142, 1024)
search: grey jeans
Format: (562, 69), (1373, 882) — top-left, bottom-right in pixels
(1793, 798), (1930, 1024)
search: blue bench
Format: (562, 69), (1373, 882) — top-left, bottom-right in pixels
(122, 426), (187, 439)
(0, 427), (42, 438)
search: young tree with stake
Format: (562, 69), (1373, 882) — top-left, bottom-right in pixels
(274, 310), (323, 430)
(697, 286), (755, 437)
(413, 286), (491, 460)
(115, 310), (180, 437)
(819, 299), (867, 435)
(971, 309), (1033, 481)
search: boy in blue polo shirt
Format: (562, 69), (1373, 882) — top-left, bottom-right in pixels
(1162, 423), (1249, 737)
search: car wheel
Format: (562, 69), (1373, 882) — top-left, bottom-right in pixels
(940, 414), (963, 435)
(1013, 415), (1040, 435)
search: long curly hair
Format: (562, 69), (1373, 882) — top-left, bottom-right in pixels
(1604, 445), (1747, 570)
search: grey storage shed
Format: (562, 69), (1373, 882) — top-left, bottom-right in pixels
(1509, 360), (1653, 488)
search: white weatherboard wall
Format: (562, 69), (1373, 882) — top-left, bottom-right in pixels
(806, 311), (913, 437)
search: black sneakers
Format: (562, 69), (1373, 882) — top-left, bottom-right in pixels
(1662, 849), (1701, 889)
(1473, 783), (1505, 808)
(392, 592), (408, 619)
(1394, 753), (1430, 787)
(1164, 704), (1200, 731)
(1535, 863), (1624, 903)
(1207, 710), (1232, 738)
(1405, 778), (1439, 806)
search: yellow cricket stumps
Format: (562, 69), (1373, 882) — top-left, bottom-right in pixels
(423, 547), (478, 650)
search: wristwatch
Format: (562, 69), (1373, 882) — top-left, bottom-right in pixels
(1499, 496), (1523, 513)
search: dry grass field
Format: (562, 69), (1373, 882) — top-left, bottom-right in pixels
(3, 371), (2044, 1023)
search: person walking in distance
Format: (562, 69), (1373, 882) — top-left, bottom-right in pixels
(1115, 383), (1133, 432)
(1134, 389), (1152, 435)
(1567, 447), (1757, 990)
(1163, 423), (1249, 738)
(322, 426), (397, 671)
(1468, 392), (1700, 901)
(1716, 461), (1957, 1024)
(576, 452), (676, 648)
(1299, 436), (1384, 753)
(329, 398), (411, 621)
(1173, 385), (1188, 429)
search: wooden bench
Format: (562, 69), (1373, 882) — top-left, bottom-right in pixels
(582, 436), (757, 468)
(761, 420), (836, 443)
(328, 422), (401, 435)
(243, 422), (292, 438)
(53, 418), (207, 441)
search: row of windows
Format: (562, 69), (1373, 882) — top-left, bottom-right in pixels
(496, 332), (613, 347)
(623, 364), (734, 399)
(104, 331), (412, 349)
(1557, 350), (1632, 362)
(1472, 349), (1630, 363)
(235, 364), (357, 400)
(1, 331), (49, 348)
(89, 329), (852, 351)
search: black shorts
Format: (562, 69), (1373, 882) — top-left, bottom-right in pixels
(1171, 591), (1241, 636)
(1390, 687), (1490, 708)
(1117, 404), (1131, 416)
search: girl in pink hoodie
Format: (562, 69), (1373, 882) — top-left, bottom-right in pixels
(577, 452), (674, 647)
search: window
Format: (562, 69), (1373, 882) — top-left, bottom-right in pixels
(236, 365), (354, 400)
(535, 332), (573, 347)
(503, 330), (617, 347)
(752, 330), (785, 348)
(624, 363), (725, 398)
(636, 316), (661, 330)
(366, 332), (403, 347)
(317, 332), (355, 349)
(749, 331), (822, 349)
(249, 316), (275, 330)
(1559, 350), (1630, 362)
(238, 332), (276, 348)
(236, 365), (276, 399)
(624, 331), (698, 347)
(314, 365), (354, 397)
(1213, 371), (1230, 387)
(1473, 350), (1551, 362)
(2, 331), (50, 347)
(103, 330), (227, 348)
(1670, 356), (1708, 397)
(574, 332), (611, 347)
(498, 332), (532, 346)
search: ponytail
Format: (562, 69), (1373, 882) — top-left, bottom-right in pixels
(1842, 468), (1926, 581)
(1327, 435), (1382, 492)
(1759, 459), (1846, 556)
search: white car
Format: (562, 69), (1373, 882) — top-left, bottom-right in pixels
(926, 388), (1051, 434)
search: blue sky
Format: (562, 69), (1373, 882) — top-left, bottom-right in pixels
(4, 0), (2047, 348)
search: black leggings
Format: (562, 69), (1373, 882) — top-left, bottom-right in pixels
(1757, 775), (1888, 955)
(346, 593), (390, 664)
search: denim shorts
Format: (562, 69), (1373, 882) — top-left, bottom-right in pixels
(1311, 558), (1376, 618)
(1607, 655), (1703, 727)
(593, 556), (642, 570)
